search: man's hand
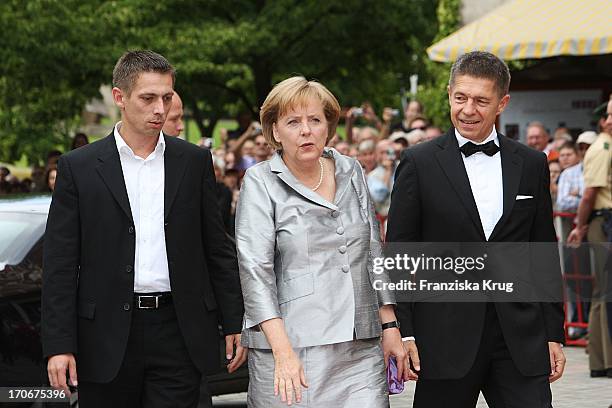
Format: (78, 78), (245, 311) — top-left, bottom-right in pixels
(362, 103), (378, 123)
(567, 225), (588, 247)
(47, 353), (77, 396)
(219, 128), (228, 143)
(345, 107), (359, 122)
(548, 342), (565, 382)
(381, 328), (408, 381)
(225, 334), (248, 373)
(382, 157), (395, 171)
(402, 339), (420, 381)
(382, 107), (394, 123)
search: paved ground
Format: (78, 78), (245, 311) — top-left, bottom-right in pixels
(212, 346), (612, 407)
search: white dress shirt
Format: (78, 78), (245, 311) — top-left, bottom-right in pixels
(402, 128), (504, 342)
(455, 127), (504, 241)
(114, 123), (171, 293)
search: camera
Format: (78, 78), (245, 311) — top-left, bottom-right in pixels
(352, 107), (364, 117)
(387, 147), (396, 161)
(390, 109), (400, 117)
(252, 123), (263, 137)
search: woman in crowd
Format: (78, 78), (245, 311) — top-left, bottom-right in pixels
(71, 132), (89, 150)
(236, 76), (406, 407)
(46, 168), (57, 192)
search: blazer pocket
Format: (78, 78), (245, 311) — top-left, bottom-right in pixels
(77, 301), (96, 320)
(279, 232), (310, 281)
(277, 272), (314, 304)
(513, 198), (536, 210)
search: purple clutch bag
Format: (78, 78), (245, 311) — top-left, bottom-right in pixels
(387, 356), (405, 394)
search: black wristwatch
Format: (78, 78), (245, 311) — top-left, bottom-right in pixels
(381, 321), (400, 331)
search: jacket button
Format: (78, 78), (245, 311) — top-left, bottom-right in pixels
(341, 265), (350, 273)
(164, 222), (168, 229)
(126, 265), (133, 273)
(128, 226), (134, 234)
(339, 245), (347, 254)
(331, 210), (340, 218)
(336, 227), (345, 235)
(123, 303), (131, 311)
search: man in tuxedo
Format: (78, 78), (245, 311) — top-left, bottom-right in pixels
(42, 50), (246, 407)
(387, 51), (565, 407)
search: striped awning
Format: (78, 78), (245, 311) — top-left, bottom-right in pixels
(427, 0), (612, 62)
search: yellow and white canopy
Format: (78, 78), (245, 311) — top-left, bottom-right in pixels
(427, 0), (612, 62)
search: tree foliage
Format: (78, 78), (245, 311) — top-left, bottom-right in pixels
(0, 0), (117, 163)
(0, 0), (440, 163)
(416, 0), (460, 130)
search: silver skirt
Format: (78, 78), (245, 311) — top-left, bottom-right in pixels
(247, 338), (389, 408)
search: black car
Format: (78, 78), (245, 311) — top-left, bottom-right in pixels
(0, 195), (248, 406)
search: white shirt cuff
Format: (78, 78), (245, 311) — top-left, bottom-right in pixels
(402, 336), (415, 341)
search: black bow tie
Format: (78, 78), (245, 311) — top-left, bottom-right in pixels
(459, 140), (500, 157)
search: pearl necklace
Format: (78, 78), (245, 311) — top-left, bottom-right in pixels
(312, 158), (324, 191)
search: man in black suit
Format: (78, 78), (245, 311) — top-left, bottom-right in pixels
(42, 50), (246, 407)
(387, 51), (565, 407)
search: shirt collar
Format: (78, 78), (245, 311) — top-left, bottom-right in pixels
(455, 126), (498, 147)
(114, 122), (166, 158)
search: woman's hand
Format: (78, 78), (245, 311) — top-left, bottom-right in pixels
(273, 347), (308, 406)
(381, 327), (408, 381)
(403, 339), (420, 381)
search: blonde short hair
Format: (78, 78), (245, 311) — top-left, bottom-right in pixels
(260, 76), (341, 150)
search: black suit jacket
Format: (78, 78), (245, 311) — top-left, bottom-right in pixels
(387, 129), (564, 379)
(42, 133), (244, 382)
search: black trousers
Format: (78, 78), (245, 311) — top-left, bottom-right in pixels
(414, 304), (552, 408)
(78, 302), (204, 408)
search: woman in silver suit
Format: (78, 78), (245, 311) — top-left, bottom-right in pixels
(236, 76), (407, 407)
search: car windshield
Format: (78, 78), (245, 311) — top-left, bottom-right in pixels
(0, 211), (47, 270)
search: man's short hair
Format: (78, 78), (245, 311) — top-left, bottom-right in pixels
(358, 139), (376, 153)
(559, 142), (577, 153)
(47, 150), (62, 160)
(527, 121), (549, 135)
(449, 51), (511, 97)
(408, 116), (429, 129)
(112, 50), (175, 95)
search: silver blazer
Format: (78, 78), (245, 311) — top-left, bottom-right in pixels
(236, 148), (395, 349)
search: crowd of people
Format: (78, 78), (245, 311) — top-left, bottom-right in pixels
(0, 133), (89, 195)
(2, 93), (607, 223)
(1, 95), (607, 238)
(204, 99), (610, 240)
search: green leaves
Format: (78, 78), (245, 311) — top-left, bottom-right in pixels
(1, 0), (441, 163)
(0, 0), (112, 163)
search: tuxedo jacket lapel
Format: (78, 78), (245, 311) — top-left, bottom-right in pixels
(163, 136), (187, 220)
(435, 131), (486, 240)
(489, 135), (523, 241)
(96, 134), (133, 223)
